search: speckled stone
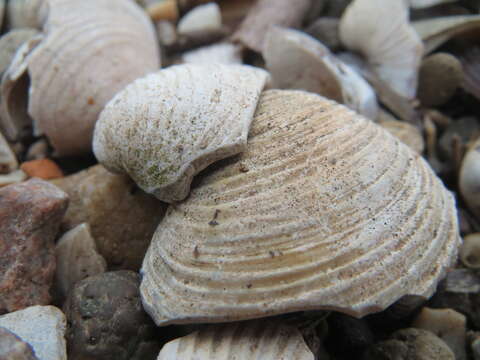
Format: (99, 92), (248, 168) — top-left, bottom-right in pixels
(63, 271), (159, 360)
(52, 165), (167, 270)
(363, 328), (454, 360)
(0, 306), (67, 360)
(0, 179), (69, 313)
(0, 326), (38, 360)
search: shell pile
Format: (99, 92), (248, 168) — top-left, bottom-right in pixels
(4, 0), (480, 359)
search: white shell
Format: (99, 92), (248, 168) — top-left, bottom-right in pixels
(264, 27), (378, 120)
(177, 3), (222, 37)
(54, 223), (107, 299)
(413, 15), (480, 54)
(339, 0), (424, 99)
(182, 42), (242, 65)
(157, 321), (314, 360)
(0, 130), (18, 174)
(2, 0), (160, 156)
(0, 169), (26, 187)
(140, 90), (460, 326)
(94, 64), (269, 203)
(459, 137), (480, 219)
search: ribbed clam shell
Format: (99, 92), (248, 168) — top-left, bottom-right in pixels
(140, 90), (460, 326)
(93, 64), (269, 203)
(413, 15), (480, 54)
(5, 0), (160, 155)
(157, 321), (314, 360)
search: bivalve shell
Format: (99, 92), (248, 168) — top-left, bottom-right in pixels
(140, 90), (460, 326)
(93, 64), (269, 203)
(157, 320), (314, 359)
(1, 0), (160, 156)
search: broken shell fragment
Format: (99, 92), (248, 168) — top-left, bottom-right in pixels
(157, 321), (314, 360)
(232, 0), (311, 53)
(460, 233), (480, 269)
(264, 27), (378, 120)
(182, 42), (242, 65)
(140, 90), (460, 326)
(93, 64), (269, 203)
(177, 2), (222, 37)
(459, 137), (480, 219)
(2, 0), (160, 156)
(0, 29), (39, 76)
(413, 15), (480, 54)
(339, 0), (424, 99)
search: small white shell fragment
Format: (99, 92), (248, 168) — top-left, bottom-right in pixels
(413, 307), (467, 360)
(459, 137), (480, 219)
(264, 26), (378, 120)
(460, 233), (480, 269)
(0, 305), (67, 360)
(182, 42), (242, 65)
(93, 64), (269, 203)
(140, 90), (460, 326)
(157, 321), (315, 359)
(54, 223), (107, 299)
(413, 15), (480, 54)
(177, 3), (221, 37)
(339, 0), (424, 99)
(0, 131), (18, 173)
(408, 0), (457, 8)
(0, 169), (27, 187)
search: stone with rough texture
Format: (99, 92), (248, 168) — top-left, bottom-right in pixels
(0, 306), (67, 360)
(52, 165), (167, 270)
(0, 179), (68, 313)
(63, 271), (159, 360)
(363, 328), (454, 360)
(0, 326), (38, 360)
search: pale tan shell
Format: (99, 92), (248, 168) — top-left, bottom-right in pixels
(140, 90), (460, 326)
(93, 64), (269, 203)
(339, 0), (424, 99)
(413, 15), (480, 54)
(2, 0), (160, 156)
(177, 2), (222, 37)
(0, 29), (39, 76)
(263, 27), (378, 120)
(157, 321), (314, 360)
(460, 137), (480, 219)
(182, 42), (242, 65)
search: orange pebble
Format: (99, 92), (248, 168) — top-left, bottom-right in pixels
(20, 159), (64, 180)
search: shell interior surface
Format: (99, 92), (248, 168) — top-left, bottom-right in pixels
(140, 90), (460, 326)
(264, 26), (378, 120)
(157, 320), (314, 360)
(93, 64), (270, 203)
(339, 0), (424, 99)
(11, 0), (161, 156)
(413, 15), (480, 54)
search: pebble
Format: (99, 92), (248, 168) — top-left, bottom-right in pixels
(412, 307), (466, 360)
(63, 271), (159, 360)
(363, 328), (454, 360)
(54, 223), (107, 301)
(52, 165), (167, 270)
(0, 306), (67, 360)
(0, 179), (68, 313)
(327, 313), (374, 358)
(0, 326), (38, 360)
(20, 159), (63, 180)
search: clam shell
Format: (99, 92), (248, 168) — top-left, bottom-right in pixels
(459, 137), (480, 219)
(413, 15), (480, 54)
(2, 0), (160, 156)
(93, 64), (269, 203)
(339, 0), (424, 99)
(157, 321), (314, 360)
(263, 26), (378, 120)
(140, 90), (460, 326)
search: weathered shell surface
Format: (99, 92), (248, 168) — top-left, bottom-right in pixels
(93, 64), (269, 203)
(413, 15), (480, 54)
(340, 0), (424, 99)
(460, 137), (480, 219)
(157, 321), (314, 360)
(264, 26), (378, 120)
(140, 90), (460, 326)
(3, 0), (160, 156)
